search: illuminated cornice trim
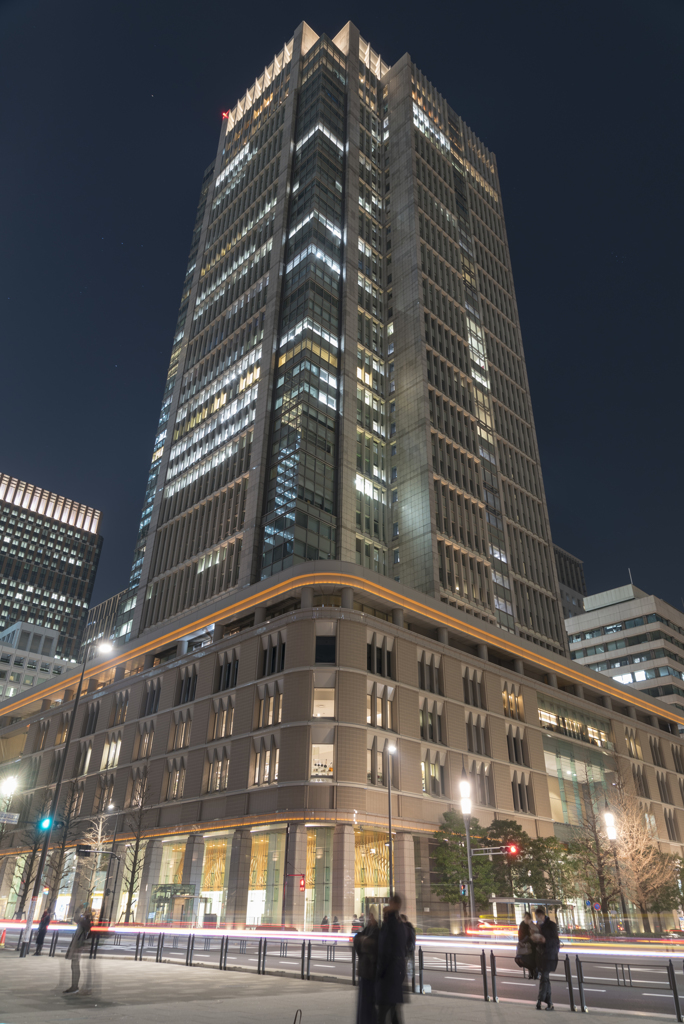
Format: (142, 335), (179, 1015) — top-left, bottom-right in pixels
(2, 570), (683, 727)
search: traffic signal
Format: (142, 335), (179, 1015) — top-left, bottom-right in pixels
(460, 881), (468, 897)
(299, 876), (305, 892)
(39, 817), (52, 831)
(508, 844), (519, 856)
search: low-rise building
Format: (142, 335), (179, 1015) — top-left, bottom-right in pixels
(1, 565), (683, 932)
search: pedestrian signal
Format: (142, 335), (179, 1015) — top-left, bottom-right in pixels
(299, 876), (305, 892)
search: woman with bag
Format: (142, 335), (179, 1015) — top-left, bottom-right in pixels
(515, 912), (537, 978)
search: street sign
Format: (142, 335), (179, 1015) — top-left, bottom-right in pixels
(585, 899), (592, 907)
(0, 811), (19, 824)
(593, 902), (601, 911)
(76, 844), (93, 857)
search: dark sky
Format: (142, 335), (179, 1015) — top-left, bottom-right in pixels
(1, 0), (683, 610)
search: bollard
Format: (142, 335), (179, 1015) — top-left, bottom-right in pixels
(352, 941), (356, 987)
(186, 932), (195, 967)
(219, 936), (225, 970)
(49, 930), (59, 957)
(134, 932), (142, 961)
(564, 955), (576, 1013)
(419, 947), (424, 995)
(575, 955), (587, 1013)
(480, 949), (489, 1001)
(306, 940), (312, 981)
(301, 940), (306, 980)
(257, 937), (263, 974)
(262, 938), (268, 974)
(489, 950), (498, 1003)
(411, 951), (416, 995)
(156, 932), (165, 963)
(669, 960), (683, 1023)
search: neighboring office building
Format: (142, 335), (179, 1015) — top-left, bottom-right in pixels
(567, 584), (684, 716)
(82, 589), (130, 660)
(0, 621), (70, 701)
(554, 544), (586, 620)
(114, 20), (567, 658)
(0, 475), (102, 662)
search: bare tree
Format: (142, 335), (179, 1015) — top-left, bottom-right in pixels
(613, 795), (679, 933)
(44, 783), (82, 913)
(121, 763), (154, 924)
(78, 813), (115, 909)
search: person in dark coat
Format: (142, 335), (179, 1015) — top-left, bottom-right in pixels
(400, 914), (416, 999)
(515, 912), (537, 978)
(354, 911), (379, 1024)
(375, 895), (408, 1024)
(531, 905), (559, 1010)
(332, 915), (341, 933)
(321, 915), (330, 932)
(64, 908), (93, 994)
(34, 909), (51, 955)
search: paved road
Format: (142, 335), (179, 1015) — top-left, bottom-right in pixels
(4, 926), (684, 1019)
(0, 950), (674, 1024)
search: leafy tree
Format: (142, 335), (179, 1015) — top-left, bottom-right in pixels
(525, 836), (574, 906)
(566, 798), (621, 933)
(432, 810), (494, 914)
(483, 819), (530, 897)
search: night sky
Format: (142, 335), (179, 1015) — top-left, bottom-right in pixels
(1, 1), (682, 610)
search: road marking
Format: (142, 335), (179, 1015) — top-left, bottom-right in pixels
(642, 993), (678, 998)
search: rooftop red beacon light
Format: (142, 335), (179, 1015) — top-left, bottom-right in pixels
(222, 109), (231, 120)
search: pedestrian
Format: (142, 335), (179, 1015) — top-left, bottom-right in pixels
(515, 911), (536, 978)
(352, 914), (362, 934)
(64, 907), (93, 995)
(400, 914), (416, 997)
(354, 910), (379, 1024)
(321, 914), (330, 932)
(332, 915), (341, 933)
(530, 905), (559, 1011)
(375, 894), (407, 1024)
(34, 909), (51, 955)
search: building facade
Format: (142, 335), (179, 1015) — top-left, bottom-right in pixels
(1, 565), (684, 931)
(567, 584), (684, 717)
(0, 475), (102, 662)
(554, 544), (586, 621)
(114, 21), (567, 657)
(0, 621), (72, 701)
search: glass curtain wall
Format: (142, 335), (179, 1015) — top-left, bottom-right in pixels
(247, 830), (286, 925)
(354, 828), (389, 918)
(304, 826), (332, 929)
(261, 38), (347, 577)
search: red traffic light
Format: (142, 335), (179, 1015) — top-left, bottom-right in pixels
(508, 844), (518, 855)
(299, 876), (306, 892)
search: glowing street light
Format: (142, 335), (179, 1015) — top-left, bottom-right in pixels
(1, 775), (18, 800)
(604, 805), (629, 934)
(460, 768), (476, 931)
(387, 744), (397, 897)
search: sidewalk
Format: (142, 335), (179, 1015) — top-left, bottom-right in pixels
(0, 951), (674, 1024)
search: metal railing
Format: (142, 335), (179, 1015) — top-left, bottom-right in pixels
(3, 922), (684, 1021)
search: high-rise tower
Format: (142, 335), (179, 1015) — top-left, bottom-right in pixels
(117, 21), (566, 657)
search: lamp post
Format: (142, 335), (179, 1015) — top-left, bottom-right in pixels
(387, 744), (397, 898)
(460, 768), (477, 933)
(19, 634), (113, 956)
(100, 802), (120, 925)
(604, 808), (630, 935)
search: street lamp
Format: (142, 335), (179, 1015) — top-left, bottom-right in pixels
(387, 744), (397, 898)
(19, 632), (114, 955)
(1, 775), (18, 801)
(100, 802), (121, 925)
(604, 806), (630, 935)
(460, 767), (477, 933)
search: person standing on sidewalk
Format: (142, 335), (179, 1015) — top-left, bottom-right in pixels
(34, 909), (51, 955)
(531, 905), (559, 1011)
(375, 895), (407, 1024)
(63, 908), (93, 995)
(354, 910), (379, 1024)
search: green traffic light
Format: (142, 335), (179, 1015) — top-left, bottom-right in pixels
(39, 817), (52, 830)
